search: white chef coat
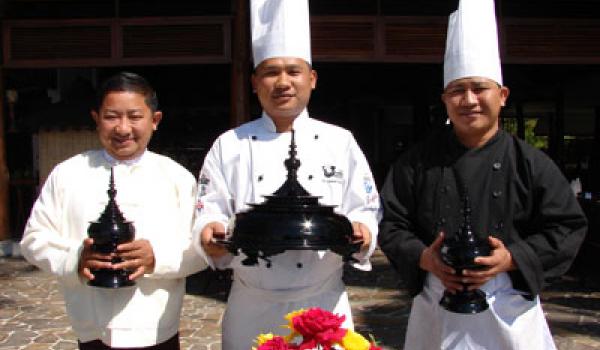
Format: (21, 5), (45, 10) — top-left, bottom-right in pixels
(21, 150), (207, 347)
(404, 273), (556, 350)
(194, 109), (380, 349)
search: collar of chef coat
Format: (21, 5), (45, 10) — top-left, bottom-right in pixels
(444, 127), (503, 164)
(102, 149), (147, 167)
(260, 109), (310, 133)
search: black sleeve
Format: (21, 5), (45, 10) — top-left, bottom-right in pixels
(378, 156), (428, 296)
(507, 143), (587, 296)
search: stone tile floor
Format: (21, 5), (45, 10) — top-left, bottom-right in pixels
(1, 250), (599, 349)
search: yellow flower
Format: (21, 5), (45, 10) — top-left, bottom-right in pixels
(341, 329), (371, 350)
(282, 308), (306, 341)
(284, 309), (306, 324)
(254, 333), (274, 346)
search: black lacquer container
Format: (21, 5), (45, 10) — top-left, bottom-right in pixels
(439, 169), (491, 313)
(87, 168), (135, 288)
(219, 130), (361, 266)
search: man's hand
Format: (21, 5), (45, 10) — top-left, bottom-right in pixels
(200, 222), (229, 258)
(113, 239), (156, 280)
(419, 232), (463, 293)
(78, 238), (113, 281)
(462, 236), (516, 290)
(351, 222), (371, 251)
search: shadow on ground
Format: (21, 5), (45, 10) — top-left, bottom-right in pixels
(343, 255), (406, 290)
(355, 303), (411, 349)
(545, 294), (600, 312)
(0, 257), (38, 278)
(543, 274), (600, 309)
(186, 268), (231, 301)
(552, 319), (600, 338)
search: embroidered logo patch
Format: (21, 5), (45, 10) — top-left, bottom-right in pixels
(196, 174), (210, 202)
(363, 176), (374, 194)
(199, 174), (210, 186)
(323, 165), (336, 178)
(363, 175), (379, 208)
(322, 165), (343, 179)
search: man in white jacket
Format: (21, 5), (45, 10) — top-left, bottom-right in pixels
(21, 72), (207, 349)
(194, 1), (380, 349)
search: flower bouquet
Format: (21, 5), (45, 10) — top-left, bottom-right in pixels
(252, 307), (382, 350)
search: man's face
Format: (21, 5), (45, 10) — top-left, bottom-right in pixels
(92, 91), (162, 161)
(441, 77), (509, 146)
(252, 57), (317, 123)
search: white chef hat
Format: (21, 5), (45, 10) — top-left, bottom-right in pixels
(250, 0), (312, 67)
(443, 0), (502, 88)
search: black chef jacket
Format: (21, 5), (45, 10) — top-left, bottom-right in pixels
(378, 127), (587, 298)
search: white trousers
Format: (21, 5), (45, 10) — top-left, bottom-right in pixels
(404, 273), (556, 350)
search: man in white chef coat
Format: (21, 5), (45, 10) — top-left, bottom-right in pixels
(192, 0), (380, 348)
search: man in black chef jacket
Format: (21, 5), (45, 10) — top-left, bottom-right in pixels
(377, 0), (587, 349)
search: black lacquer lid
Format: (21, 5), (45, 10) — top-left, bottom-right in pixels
(88, 168), (135, 253)
(220, 130), (360, 266)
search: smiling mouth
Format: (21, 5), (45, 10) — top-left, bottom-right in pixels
(113, 138), (134, 146)
(273, 94), (295, 99)
(460, 111), (483, 118)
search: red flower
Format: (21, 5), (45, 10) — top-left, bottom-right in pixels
(292, 308), (347, 350)
(297, 339), (318, 350)
(369, 343), (383, 350)
(293, 308), (346, 336)
(257, 336), (298, 350)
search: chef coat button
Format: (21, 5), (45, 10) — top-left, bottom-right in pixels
(314, 134), (319, 140)
(297, 263), (303, 268)
(495, 221), (504, 230)
(308, 175), (313, 180)
(251, 135), (257, 140)
(440, 218), (446, 224)
(258, 175), (264, 182)
(492, 190), (502, 198)
(493, 162), (502, 170)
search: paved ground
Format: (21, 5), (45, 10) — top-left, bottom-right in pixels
(1, 250), (599, 349)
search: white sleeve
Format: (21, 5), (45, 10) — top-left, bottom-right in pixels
(147, 167), (209, 279)
(20, 167), (84, 288)
(192, 137), (235, 269)
(341, 135), (382, 271)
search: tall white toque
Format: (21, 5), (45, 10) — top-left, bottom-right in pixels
(443, 0), (503, 88)
(250, 0), (312, 67)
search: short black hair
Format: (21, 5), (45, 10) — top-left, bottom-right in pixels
(94, 72), (158, 112)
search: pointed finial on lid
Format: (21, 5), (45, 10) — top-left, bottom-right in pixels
(273, 129), (310, 197)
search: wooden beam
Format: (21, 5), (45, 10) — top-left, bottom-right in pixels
(555, 88), (565, 169)
(592, 106), (600, 193)
(5, 15), (600, 66)
(595, 107), (600, 146)
(230, 0), (250, 127)
(3, 17), (232, 68)
(0, 68), (10, 242)
(503, 18), (600, 64)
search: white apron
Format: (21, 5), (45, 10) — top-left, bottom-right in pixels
(404, 273), (556, 350)
(222, 271), (353, 350)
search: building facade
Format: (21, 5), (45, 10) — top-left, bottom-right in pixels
(1, 0), (600, 250)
